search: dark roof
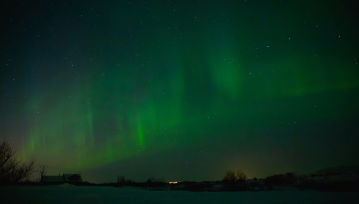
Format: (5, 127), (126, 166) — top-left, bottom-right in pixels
(42, 176), (64, 183)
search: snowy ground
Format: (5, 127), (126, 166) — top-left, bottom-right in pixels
(1, 184), (358, 203)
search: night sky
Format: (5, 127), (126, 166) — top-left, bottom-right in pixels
(1, 0), (359, 182)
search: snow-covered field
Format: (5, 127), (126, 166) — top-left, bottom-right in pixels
(1, 184), (358, 203)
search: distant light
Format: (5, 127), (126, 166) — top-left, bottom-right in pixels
(168, 181), (179, 184)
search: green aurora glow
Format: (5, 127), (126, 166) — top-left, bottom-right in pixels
(1, 0), (359, 182)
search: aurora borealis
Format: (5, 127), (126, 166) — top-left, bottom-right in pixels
(1, 0), (359, 182)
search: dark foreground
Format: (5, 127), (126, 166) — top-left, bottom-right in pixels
(1, 184), (359, 204)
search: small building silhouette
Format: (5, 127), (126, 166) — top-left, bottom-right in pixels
(41, 175), (64, 184)
(41, 174), (82, 184)
(63, 174), (82, 183)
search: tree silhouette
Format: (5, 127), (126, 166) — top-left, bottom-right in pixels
(223, 170), (248, 183)
(0, 141), (34, 183)
(223, 170), (237, 182)
(39, 165), (47, 182)
(237, 170), (248, 182)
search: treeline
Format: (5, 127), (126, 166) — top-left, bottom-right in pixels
(107, 170), (359, 192)
(1, 141), (358, 191)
